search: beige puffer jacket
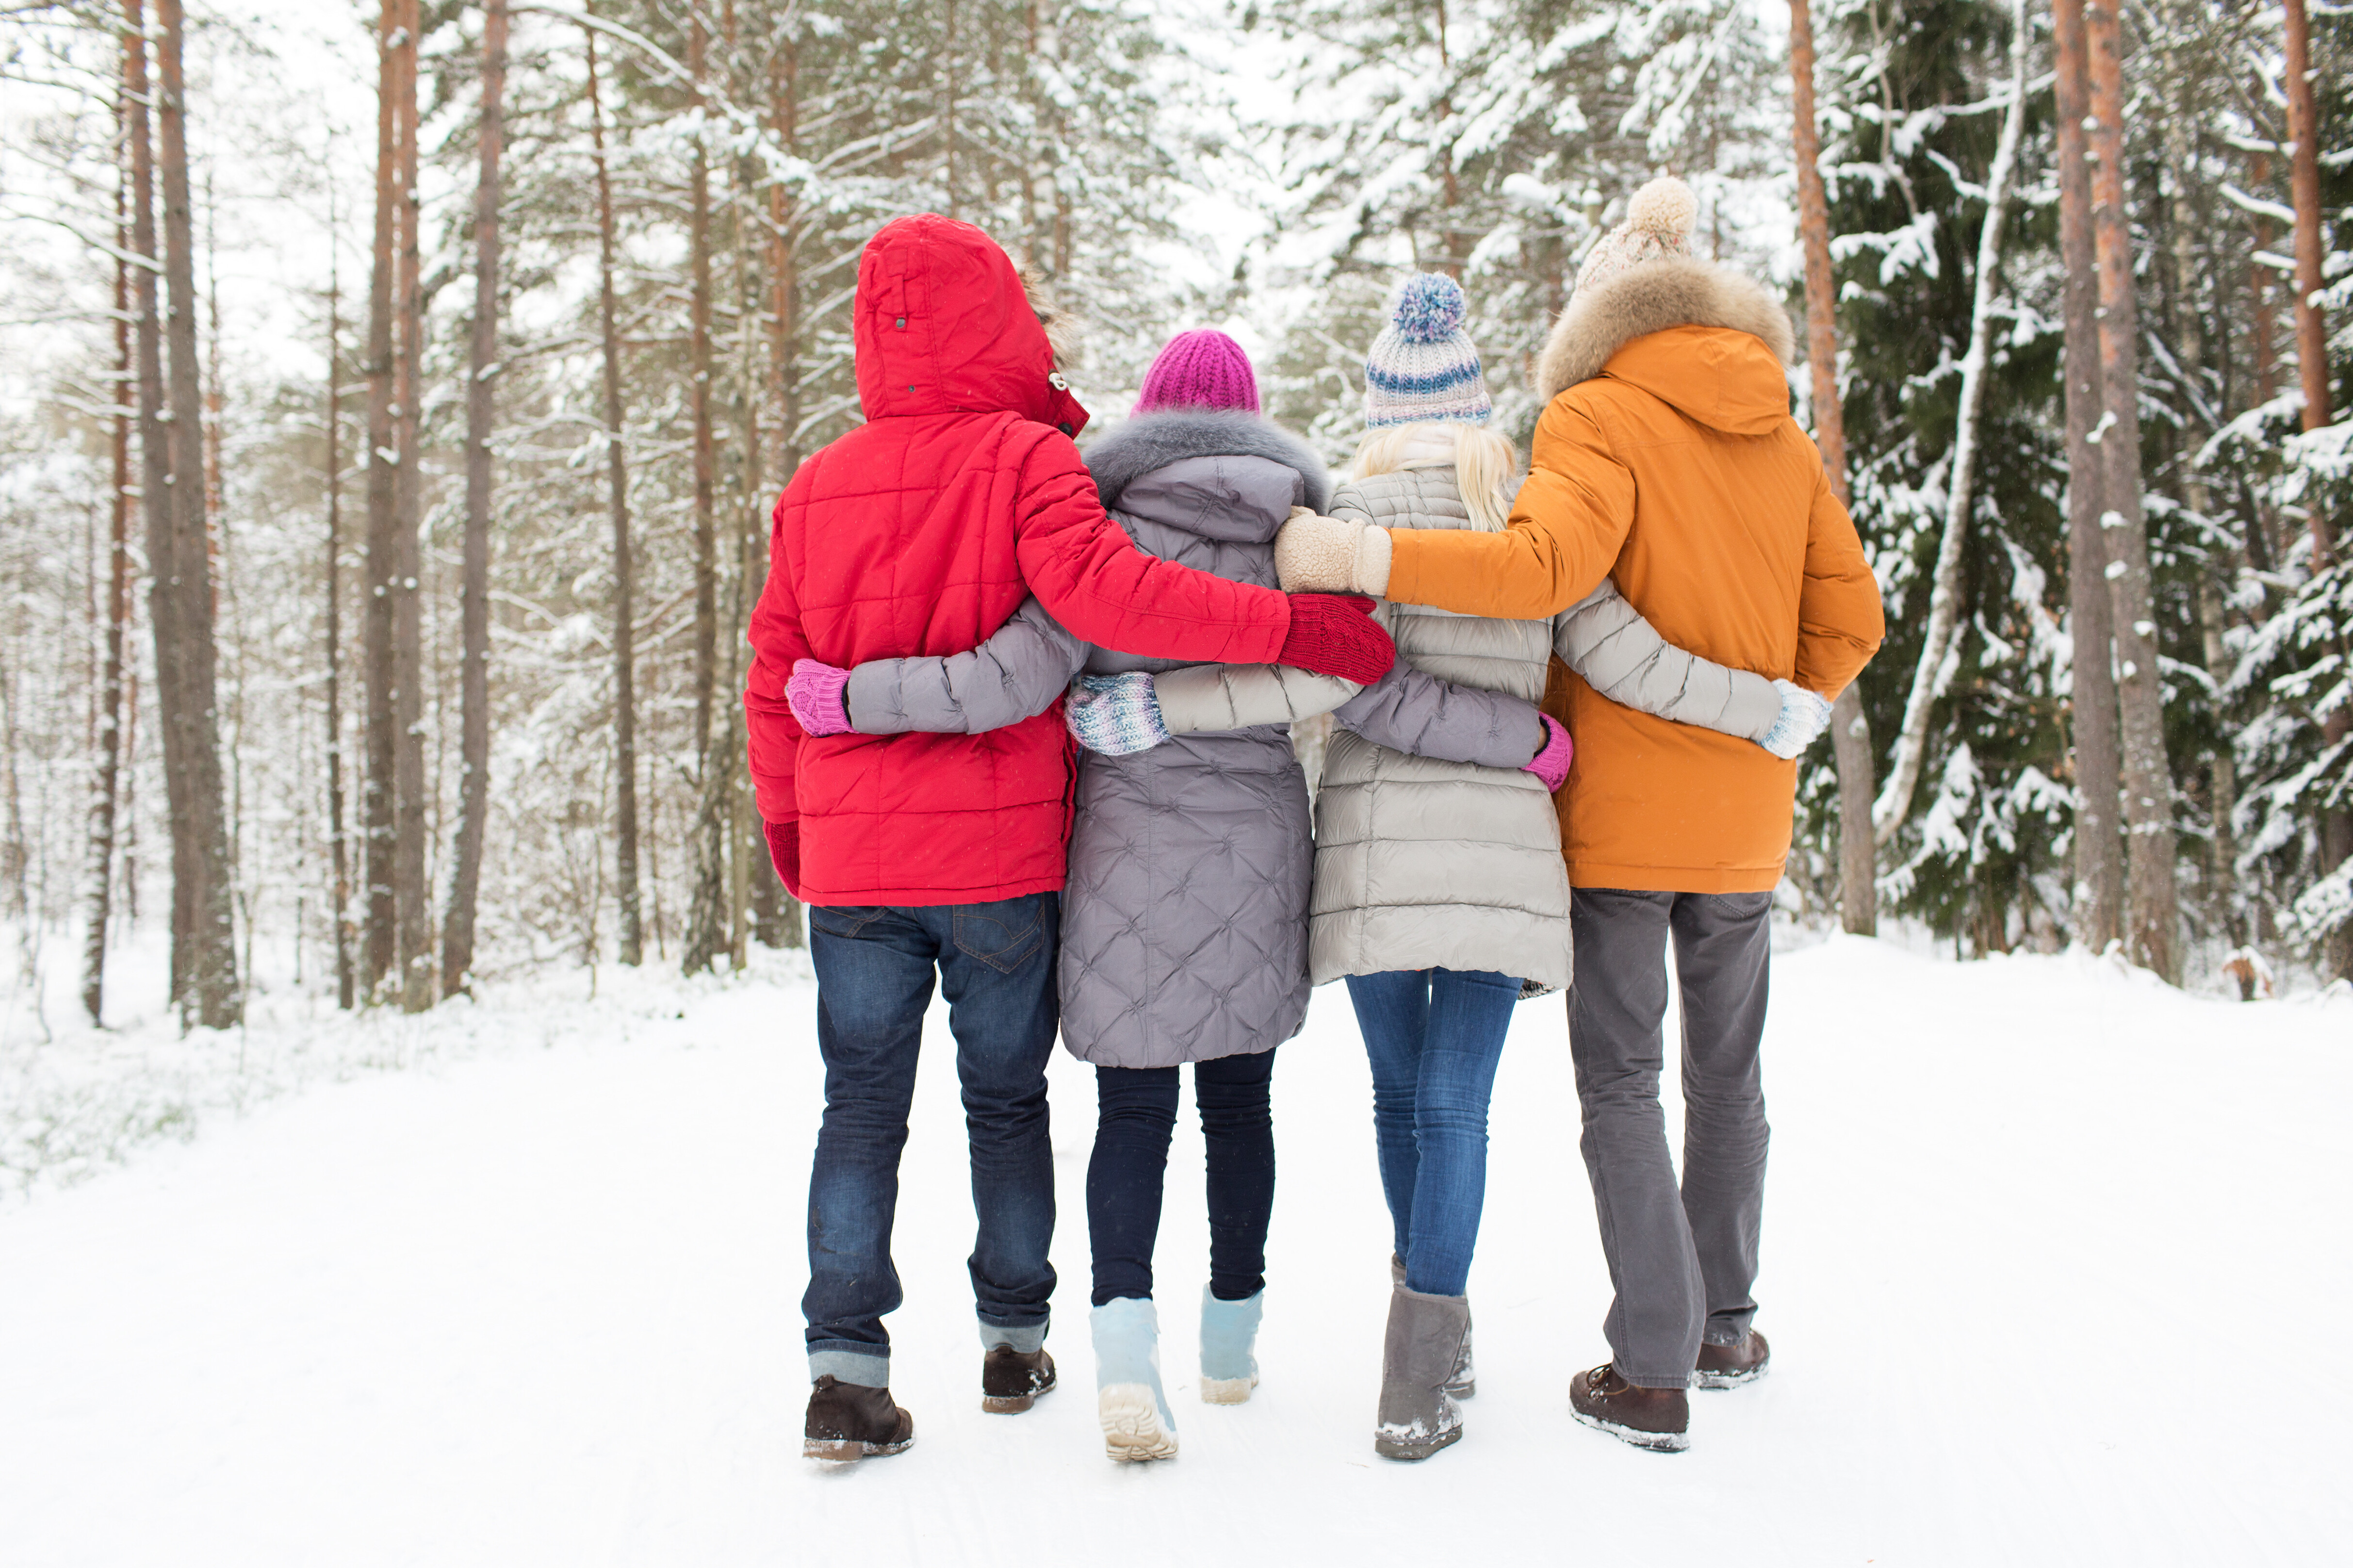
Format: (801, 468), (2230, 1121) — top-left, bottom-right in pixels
(1310, 452), (1782, 992)
(1310, 463), (1577, 990)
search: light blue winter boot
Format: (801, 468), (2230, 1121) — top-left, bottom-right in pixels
(1091, 1297), (1178, 1462)
(1199, 1286), (1263, 1404)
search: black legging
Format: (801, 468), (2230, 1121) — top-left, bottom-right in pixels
(1086, 1049), (1276, 1307)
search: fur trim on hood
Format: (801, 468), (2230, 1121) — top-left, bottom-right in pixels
(1534, 257), (1796, 404)
(1083, 408), (1332, 515)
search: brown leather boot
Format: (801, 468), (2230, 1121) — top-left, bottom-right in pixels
(1695, 1330), (1770, 1389)
(981, 1346), (1057, 1413)
(803, 1375), (915, 1461)
(1569, 1364), (1689, 1453)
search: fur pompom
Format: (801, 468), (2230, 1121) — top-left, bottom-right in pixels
(1626, 178), (1697, 243)
(1390, 273), (1468, 343)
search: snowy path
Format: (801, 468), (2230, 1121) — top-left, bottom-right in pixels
(3, 939), (2346, 1567)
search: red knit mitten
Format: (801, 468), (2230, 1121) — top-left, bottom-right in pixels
(764, 819), (802, 899)
(1275, 594), (1395, 685)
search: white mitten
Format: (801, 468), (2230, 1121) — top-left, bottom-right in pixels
(1759, 679), (1833, 759)
(1274, 506), (1392, 596)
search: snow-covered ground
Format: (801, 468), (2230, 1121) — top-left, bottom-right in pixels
(1, 936), (2346, 1567)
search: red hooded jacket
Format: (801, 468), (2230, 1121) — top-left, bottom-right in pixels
(744, 215), (1296, 907)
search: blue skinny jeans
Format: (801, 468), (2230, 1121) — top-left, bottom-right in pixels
(1345, 968), (1520, 1297)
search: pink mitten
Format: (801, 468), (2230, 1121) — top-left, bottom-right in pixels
(1522, 713), (1575, 792)
(787, 658), (853, 736)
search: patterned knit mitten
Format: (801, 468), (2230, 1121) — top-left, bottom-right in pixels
(1760, 679), (1833, 759)
(1064, 672), (1170, 756)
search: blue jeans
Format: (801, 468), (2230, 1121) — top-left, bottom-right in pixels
(803, 893), (1060, 1387)
(1087, 1049), (1278, 1307)
(1345, 968), (1520, 1297)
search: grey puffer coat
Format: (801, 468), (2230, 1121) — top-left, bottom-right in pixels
(1056, 424), (1329, 1068)
(1310, 461), (1782, 993)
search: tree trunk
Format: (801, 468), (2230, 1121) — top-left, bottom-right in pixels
(2281, 0), (2336, 458)
(82, 126), (134, 1026)
(2086, 0), (2180, 980)
(122, 0), (193, 1010)
(361, 0), (401, 999)
(683, 4), (730, 978)
(729, 86), (759, 971)
(392, 0), (431, 1012)
(584, 16), (642, 969)
(1873, 0), (2028, 846)
(442, 0), (507, 999)
(157, 0), (240, 1027)
(943, 0), (958, 218)
(2053, 0), (2123, 952)
(325, 197), (354, 1012)
(757, 29), (802, 949)
(1787, 0), (1874, 935)
(2157, 56), (2239, 945)
(2281, 0), (2349, 980)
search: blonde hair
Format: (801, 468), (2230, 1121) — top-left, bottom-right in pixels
(1351, 421), (1519, 532)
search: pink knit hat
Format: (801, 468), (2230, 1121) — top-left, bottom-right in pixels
(1133, 329), (1259, 415)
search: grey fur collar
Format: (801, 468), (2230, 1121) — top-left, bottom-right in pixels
(1082, 408), (1331, 514)
(1535, 257), (1797, 403)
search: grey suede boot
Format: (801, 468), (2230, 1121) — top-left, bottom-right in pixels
(1373, 1284), (1470, 1461)
(1391, 1254), (1474, 1397)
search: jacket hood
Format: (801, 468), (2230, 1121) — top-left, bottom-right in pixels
(1534, 256), (1795, 435)
(1082, 408), (1331, 515)
(853, 213), (1089, 436)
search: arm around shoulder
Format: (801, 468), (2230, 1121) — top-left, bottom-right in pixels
(1553, 579), (1780, 743)
(843, 598), (1086, 735)
(1379, 394), (1634, 620)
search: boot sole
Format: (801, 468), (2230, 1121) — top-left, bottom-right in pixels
(1569, 1406), (1689, 1453)
(1693, 1363), (1767, 1390)
(1199, 1374), (1258, 1405)
(981, 1378), (1055, 1414)
(1099, 1385), (1179, 1462)
(1374, 1425), (1463, 1462)
(802, 1434), (914, 1461)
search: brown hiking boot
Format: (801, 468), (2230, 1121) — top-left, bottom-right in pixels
(1569, 1364), (1689, 1453)
(981, 1346), (1057, 1413)
(1695, 1330), (1770, 1389)
(803, 1375), (915, 1461)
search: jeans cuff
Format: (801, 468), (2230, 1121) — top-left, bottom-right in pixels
(809, 1349), (891, 1388)
(978, 1314), (1049, 1354)
(1619, 1367), (1695, 1390)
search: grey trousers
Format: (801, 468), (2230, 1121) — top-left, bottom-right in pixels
(1567, 888), (1772, 1388)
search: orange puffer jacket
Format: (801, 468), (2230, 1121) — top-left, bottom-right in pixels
(1381, 257), (1885, 893)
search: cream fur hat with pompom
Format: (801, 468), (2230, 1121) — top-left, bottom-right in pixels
(1573, 177), (1698, 297)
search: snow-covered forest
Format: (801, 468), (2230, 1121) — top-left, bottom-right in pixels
(3, 6), (2351, 1561)
(0, 0), (2347, 1033)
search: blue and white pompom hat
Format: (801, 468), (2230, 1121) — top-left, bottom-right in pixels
(1362, 272), (1493, 428)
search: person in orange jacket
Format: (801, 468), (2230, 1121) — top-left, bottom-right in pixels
(1275, 177), (1885, 1453)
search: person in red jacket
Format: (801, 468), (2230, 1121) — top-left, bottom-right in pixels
(746, 213), (1393, 1462)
